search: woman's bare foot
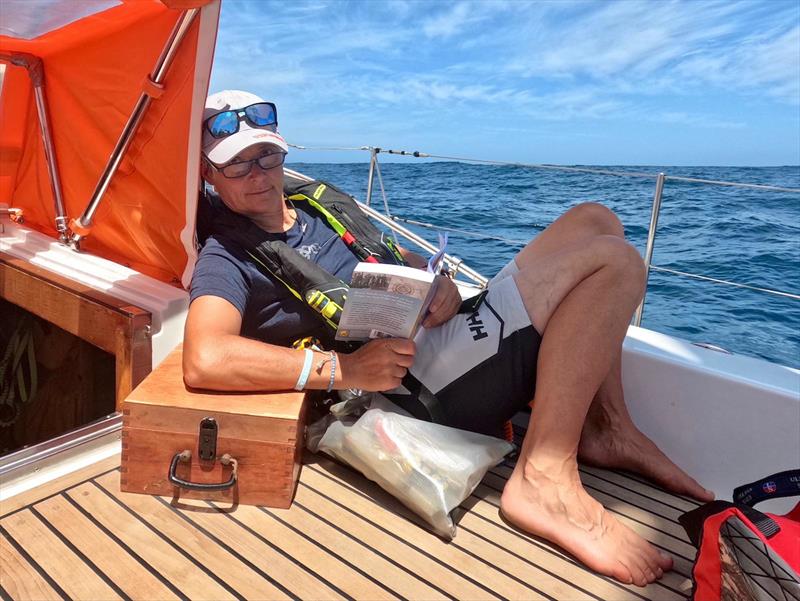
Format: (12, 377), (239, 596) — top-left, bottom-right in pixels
(500, 458), (673, 586)
(578, 419), (715, 502)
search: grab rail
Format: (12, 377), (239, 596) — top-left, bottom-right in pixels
(287, 144), (800, 324)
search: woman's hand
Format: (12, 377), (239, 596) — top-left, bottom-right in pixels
(338, 338), (416, 391)
(423, 275), (461, 328)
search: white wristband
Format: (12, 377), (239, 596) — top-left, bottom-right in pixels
(294, 348), (313, 391)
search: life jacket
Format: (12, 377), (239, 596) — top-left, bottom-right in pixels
(198, 176), (447, 423)
(679, 470), (800, 601)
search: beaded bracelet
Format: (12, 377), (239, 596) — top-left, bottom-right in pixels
(327, 352), (337, 393)
(315, 351), (337, 393)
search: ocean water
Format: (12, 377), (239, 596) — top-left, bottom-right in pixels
(290, 162), (800, 369)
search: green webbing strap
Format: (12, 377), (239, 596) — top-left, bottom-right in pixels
(288, 193), (347, 237)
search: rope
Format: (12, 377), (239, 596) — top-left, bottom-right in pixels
(649, 266), (800, 300)
(0, 316), (38, 427)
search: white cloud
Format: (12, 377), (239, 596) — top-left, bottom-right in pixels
(422, 3), (474, 39)
(210, 0), (799, 160)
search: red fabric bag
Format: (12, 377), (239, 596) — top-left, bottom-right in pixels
(680, 470), (800, 600)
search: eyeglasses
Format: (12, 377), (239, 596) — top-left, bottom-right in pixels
(212, 151), (287, 178)
(205, 102), (278, 138)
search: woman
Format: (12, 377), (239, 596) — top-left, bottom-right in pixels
(185, 89), (714, 587)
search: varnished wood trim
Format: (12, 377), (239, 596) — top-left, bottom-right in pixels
(0, 253), (152, 408)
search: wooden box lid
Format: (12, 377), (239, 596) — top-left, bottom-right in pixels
(123, 346), (307, 445)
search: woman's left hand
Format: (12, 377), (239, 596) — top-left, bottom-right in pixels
(423, 275), (462, 328)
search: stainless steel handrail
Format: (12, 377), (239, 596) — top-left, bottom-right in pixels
(69, 8), (200, 248)
(634, 173), (665, 326)
(0, 52), (68, 240)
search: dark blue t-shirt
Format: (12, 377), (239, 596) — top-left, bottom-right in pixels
(190, 202), (358, 348)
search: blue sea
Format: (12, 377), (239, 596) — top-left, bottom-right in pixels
(290, 162), (800, 369)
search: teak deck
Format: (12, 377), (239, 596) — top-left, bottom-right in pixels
(0, 421), (701, 601)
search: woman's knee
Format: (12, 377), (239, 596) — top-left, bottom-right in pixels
(568, 202), (625, 238)
(590, 235), (646, 292)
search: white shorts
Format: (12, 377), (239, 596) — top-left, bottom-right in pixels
(384, 260), (542, 434)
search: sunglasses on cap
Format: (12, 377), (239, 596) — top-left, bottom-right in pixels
(205, 102), (278, 138)
(209, 149), (287, 178)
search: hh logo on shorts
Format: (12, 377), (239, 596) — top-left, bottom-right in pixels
(466, 311), (488, 341)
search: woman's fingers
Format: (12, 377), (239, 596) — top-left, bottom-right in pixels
(424, 276), (461, 328)
(342, 338), (416, 391)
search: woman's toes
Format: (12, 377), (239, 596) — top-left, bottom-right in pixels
(612, 561), (633, 585)
(657, 551), (674, 571)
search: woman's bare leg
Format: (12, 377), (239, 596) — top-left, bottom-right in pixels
(500, 236), (673, 585)
(512, 202), (712, 500)
(578, 353), (714, 500)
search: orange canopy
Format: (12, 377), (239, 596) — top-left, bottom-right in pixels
(0, 0), (220, 287)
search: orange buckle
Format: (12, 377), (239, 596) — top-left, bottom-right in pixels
(69, 218), (92, 237)
(141, 76), (165, 99)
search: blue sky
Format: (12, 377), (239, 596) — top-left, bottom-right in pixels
(209, 0), (800, 165)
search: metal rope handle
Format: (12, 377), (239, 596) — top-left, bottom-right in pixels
(167, 450), (238, 491)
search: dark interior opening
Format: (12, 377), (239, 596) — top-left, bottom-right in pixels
(0, 298), (116, 456)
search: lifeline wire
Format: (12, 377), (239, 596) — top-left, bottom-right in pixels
(289, 144), (800, 195)
(649, 266), (800, 301)
(392, 216), (538, 246)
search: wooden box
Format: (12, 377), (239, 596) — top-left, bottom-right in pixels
(120, 347), (307, 508)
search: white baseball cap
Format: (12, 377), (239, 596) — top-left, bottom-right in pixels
(202, 90), (288, 165)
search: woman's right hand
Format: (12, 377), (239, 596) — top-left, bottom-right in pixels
(338, 338), (416, 391)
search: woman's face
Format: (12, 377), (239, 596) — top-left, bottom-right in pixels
(204, 143), (285, 218)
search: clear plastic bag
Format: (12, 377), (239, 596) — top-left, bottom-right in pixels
(307, 393), (514, 538)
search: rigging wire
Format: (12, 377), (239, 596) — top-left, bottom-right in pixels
(289, 144), (800, 194)
(285, 145), (800, 302)
(391, 216), (538, 246)
(649, 266), (800, 301)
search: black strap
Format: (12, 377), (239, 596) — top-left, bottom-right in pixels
(679, 500), (782, 545)
(392, 374), (447, 424)
(733, 469), (800, 507)
(458, 289), (488, 314)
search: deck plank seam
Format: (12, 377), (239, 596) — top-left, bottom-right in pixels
(0, 524), (70, 600)
(145, 492), (319, 601)
(444, 538), (560, 601)
(159, 495), (351, 601)
(249, 503), (407, 600)
(0, 466), (121, 520)
(0, 583), (13, 601)
(308, 462), (655, 601)
(495, 462), (689, 525)
(510, 427), (703, 509)
(60, 491), (190, 601)
(575, 468), (694, 515)
(298, 479), (502, 600)
(306, 460), (608, 601)
(291, 499), (455, 600)
(27, 504), (132, 601)
(489, 467), (686, 528)
(459, 509), (655, 601)
(479, 476), (696, 568)
(455, 518), (607, 601)
(88, 480), (248, 601)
